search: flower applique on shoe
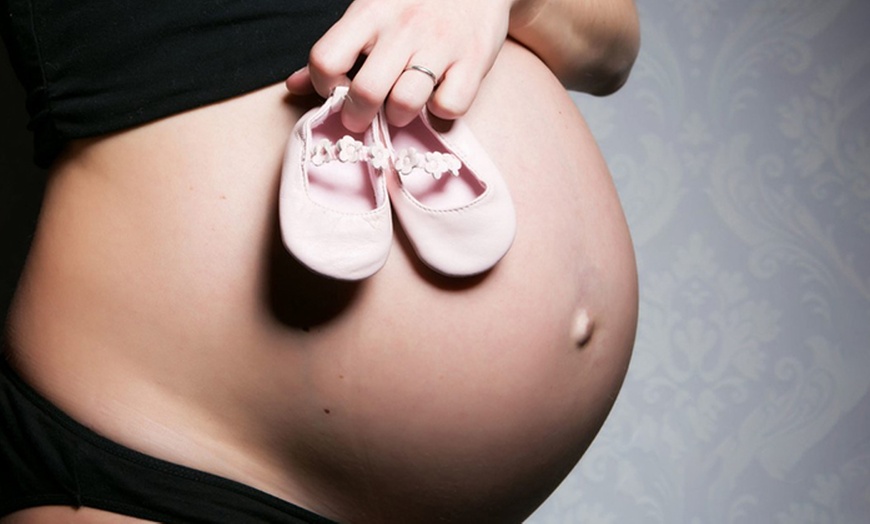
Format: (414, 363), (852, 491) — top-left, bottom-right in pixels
(379, 110), (517, 277)
(279, 86), (392, 280)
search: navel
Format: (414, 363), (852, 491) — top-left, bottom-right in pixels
(571, 308), (594, 348)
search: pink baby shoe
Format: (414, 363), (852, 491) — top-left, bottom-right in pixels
(279, 86), (393, 280)
(379, 111), (516, 277)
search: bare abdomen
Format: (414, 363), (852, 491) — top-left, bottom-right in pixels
(6, 41), (636, 524)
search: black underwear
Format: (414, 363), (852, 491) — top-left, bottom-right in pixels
(0, 0), (352, 168)
(0, 358), (338, 523)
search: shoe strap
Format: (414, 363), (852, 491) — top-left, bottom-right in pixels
(310, 135), (391, 171)
(309, 135), (461, 180)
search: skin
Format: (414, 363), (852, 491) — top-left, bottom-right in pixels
(286, 0), (640, 129)
(3, 1), (639, 522)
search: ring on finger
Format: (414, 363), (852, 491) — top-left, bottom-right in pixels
(403, 64), (439, 86)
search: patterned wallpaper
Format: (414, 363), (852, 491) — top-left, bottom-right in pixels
(529, 0), (870, 522)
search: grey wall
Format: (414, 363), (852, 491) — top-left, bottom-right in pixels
(530, 0), (870, 522)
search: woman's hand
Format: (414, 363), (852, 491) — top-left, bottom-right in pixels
(285, 0), (515, 132)
(285, 0), (641, 130)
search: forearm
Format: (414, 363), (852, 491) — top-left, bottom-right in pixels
(508, 0), (640, 95)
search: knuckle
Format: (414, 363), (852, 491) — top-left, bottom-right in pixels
(389, 88), (422, 114)
(349, 80), (383, 106)
(308, 44), (341, 77)
(431, 92), (471, 119)
(431, 70), (480, 118)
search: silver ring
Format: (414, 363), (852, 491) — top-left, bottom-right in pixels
(404, 64), (439, 85)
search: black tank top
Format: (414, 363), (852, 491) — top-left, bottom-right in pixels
(0, 0), (351, 167)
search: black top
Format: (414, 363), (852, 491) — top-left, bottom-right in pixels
(0, 0), (351, 167)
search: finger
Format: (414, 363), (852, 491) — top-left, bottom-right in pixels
(385, 63), (443, 128)
(307, 18), (374, 99)
(285, 66), (316, 95)
(427, 61), (485, 120)
(341, 41), (408, 133)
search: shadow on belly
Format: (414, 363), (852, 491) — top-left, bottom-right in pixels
(266, 212), (362, 331)
(265, 209), (495, 331)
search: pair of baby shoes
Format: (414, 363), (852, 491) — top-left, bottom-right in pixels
(279, 86), (516, 280)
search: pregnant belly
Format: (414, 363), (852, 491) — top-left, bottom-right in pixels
(265, 43), (639, 522)
(7, 41), (635, 524)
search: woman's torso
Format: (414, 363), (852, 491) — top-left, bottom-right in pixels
(5, 41), (638, 523)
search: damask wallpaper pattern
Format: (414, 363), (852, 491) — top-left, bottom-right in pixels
(530, 0), (870, 522)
